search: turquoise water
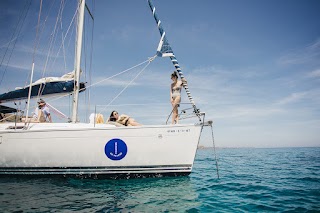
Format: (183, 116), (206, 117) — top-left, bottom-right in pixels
(1, 147), (319, 212)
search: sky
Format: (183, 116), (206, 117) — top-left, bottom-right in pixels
(0, 0), (319, 148)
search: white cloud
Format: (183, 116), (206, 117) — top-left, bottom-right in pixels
(279, 38), (320, 65)
(1, 62), (31, 72)
(275, 92), (307, 106)
(307, 69), (320, 78)
(90, 76), (139, 87)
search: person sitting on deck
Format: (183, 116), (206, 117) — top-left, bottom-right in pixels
(89, 113), (104, 124)
(107, 110), (141, 126)
(33, 99), (52, 123)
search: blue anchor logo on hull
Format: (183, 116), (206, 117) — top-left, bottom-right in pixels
(105, 138), (127, 160)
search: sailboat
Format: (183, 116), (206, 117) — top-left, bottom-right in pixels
(0, 0), (209, 178)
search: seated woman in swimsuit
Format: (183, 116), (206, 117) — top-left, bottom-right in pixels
(170, 71), (184, 124)
(108, 110), (141, 126)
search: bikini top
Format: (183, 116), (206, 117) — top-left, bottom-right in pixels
(172, 82), (182, 93)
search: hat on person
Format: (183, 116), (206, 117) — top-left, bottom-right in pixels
(38, 99), (46, 105)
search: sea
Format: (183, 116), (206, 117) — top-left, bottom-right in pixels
(1, 147), (319, 212)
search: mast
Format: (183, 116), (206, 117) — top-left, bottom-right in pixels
(147, 0), (200, 116)
(72, 0), (85, 123)
(25, 63), (35, 124)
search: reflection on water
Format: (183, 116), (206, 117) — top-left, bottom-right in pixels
(1, 148), (319, 212)
(0, 176), (200, 212)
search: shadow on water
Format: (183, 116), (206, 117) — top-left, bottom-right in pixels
(0, 176), (201, 212)
(68, 176), (201, 212)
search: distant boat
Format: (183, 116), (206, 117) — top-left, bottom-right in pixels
(0, 0), (207, 179)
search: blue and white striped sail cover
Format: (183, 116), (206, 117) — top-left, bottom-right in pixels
(157, 34), (174, 57)
(0, 81), (85, 103)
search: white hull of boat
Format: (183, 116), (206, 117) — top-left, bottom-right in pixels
(0, 123), (202, 178)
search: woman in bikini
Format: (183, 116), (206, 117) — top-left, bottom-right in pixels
(170, 71), (183, 124)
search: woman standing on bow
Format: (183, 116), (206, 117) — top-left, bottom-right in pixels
(170, 71), (184, 124)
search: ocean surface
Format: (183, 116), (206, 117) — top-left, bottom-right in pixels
(1, 147), (319, 212)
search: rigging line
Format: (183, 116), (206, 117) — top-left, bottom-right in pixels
(24, 0), (56, 87)
(83, 12), (89, 121)
(95, 103), (168, 107)
(60, 0), (67, 74)
(43, 57), (154, 104)
(0, 0), (32, 87)
(98, 58), (154, 115)
(60, 0), (67, 73)
(87, 0), (95, 122)
(25, 0), (43, 125)
(61, 25), (67, 73)
(210, 122), (220, 179)
(165, 108), (174, 125)
(50, 1), (79, 70)
(85, 3), (94, 20)
(86, 57), (152, 89)
(41, 0), (65, 79)
(35, 0), (65, 101)
(34, 0), (65, 104)
(62, 44), (68, 73)
(32, 0), (43, 62)
(66, 22), (75, 52)
(35, 1), (74, 103)
(83, 3), (95, 122)
(0, 0), (30, 68)
(57, 0), (68, 76)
